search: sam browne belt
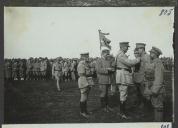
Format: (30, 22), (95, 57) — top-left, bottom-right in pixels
(116, 67), (131, 73)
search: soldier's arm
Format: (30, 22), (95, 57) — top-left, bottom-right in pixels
(95, 59), (108, 75)
(119, 56), (140, 67)
(151, 61), (164, 94)
(52, 64), (55, 75)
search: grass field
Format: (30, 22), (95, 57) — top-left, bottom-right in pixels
(4, 71), (173, 123)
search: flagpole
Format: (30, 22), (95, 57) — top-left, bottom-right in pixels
(98, 29), (102, 50)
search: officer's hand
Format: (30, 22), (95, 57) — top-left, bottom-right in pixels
(107, 68), (115, 71)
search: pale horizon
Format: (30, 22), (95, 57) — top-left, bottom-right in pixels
(4, 7), (174, 59)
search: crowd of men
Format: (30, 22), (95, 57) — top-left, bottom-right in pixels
(77, 42), (172, 122)
(4, 56), (173, 82)
(4, 57), (84, 81)
(4, 43), (173, 122)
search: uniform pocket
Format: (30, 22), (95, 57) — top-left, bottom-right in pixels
(124, 71), (133, 85)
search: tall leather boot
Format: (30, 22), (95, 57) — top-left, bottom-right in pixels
(80, 101), (89, 118)
(100, 97), (105, 108)
(105, 95), (113, 112)
(118, 101), (129, 119)
(154, 108), (163, 122)
(120, 101), (125, 114)
(105, 96), (108, 106)
(84, 101), (91, 115)
(100, 97), (108, 112)
(80, 102), (84, 113)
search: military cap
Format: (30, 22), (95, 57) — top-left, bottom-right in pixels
(149, 46), (162, 56)
(119, 42), (130, 47)
(80, 52), (89, 58)
(136, 43), (146, 48)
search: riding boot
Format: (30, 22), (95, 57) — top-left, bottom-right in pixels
(154, 108), (163, 122)
(100, 97), (106, 108)
(84, 101), (91, 115)
(100, 97), (108, 112)
(80, 101), (89, 118)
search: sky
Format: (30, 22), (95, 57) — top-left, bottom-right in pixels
(4, 7), (174, 59)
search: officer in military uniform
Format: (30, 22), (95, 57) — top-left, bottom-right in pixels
(96, 46), (115, 113)
(144, 47), (165, 122)
(52, 57), (63, 91)
(115, 42), (140, 119)
(77, 52), (94, 118)
(133, 43), (151, 112)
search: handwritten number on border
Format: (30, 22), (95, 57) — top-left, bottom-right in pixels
(159, 9), (173, 16)
(161, 124), (170, 128)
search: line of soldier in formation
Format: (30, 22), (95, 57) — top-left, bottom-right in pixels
(77, 42), (166, 122)
(4, 56), (173, 82)
(4, 58), (83, 82)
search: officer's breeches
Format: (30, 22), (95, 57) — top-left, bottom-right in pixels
(80, 86), (91, 102)
(151, 94), (164, 122)
(99, 84), (109, 97)
(118, 85), (128, 102)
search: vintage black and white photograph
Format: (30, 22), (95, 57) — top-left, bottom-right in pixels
(4, 7), (174, 126)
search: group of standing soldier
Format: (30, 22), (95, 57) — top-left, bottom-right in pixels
(4, 57), (80, 82)
(4, 58), (49, 81)
(4, 42), (167, 122)
(77, 42), (165, 122)
(52, 57), (79, 91)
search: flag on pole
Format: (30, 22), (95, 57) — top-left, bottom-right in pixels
(98, 29), (111, 50)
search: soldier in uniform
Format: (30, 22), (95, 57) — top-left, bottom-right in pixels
(63, 60), (69, 82)
(144, 47), (165, 122)
(19, 59), (26, 80)
(26, 58), (33, 80)
(47, 59), (53, 80)
(115, 42), (140, 119)
(96, 46), (115, 112)
(33, 59), (38, 80)
(77, 52), (94, 118)
(4, 59), (12, 81)
(37, 59), (41, 80)
(12, 60), (19, 80)
(32, 58), (36, 80)
(71, 60), (77, 81)
(132, 48), (141, 105)
(40, 59), (48, 80)
(133, 43), (151, 112)
(52, 57), (63, 91)
(106, 54), (116, 95)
